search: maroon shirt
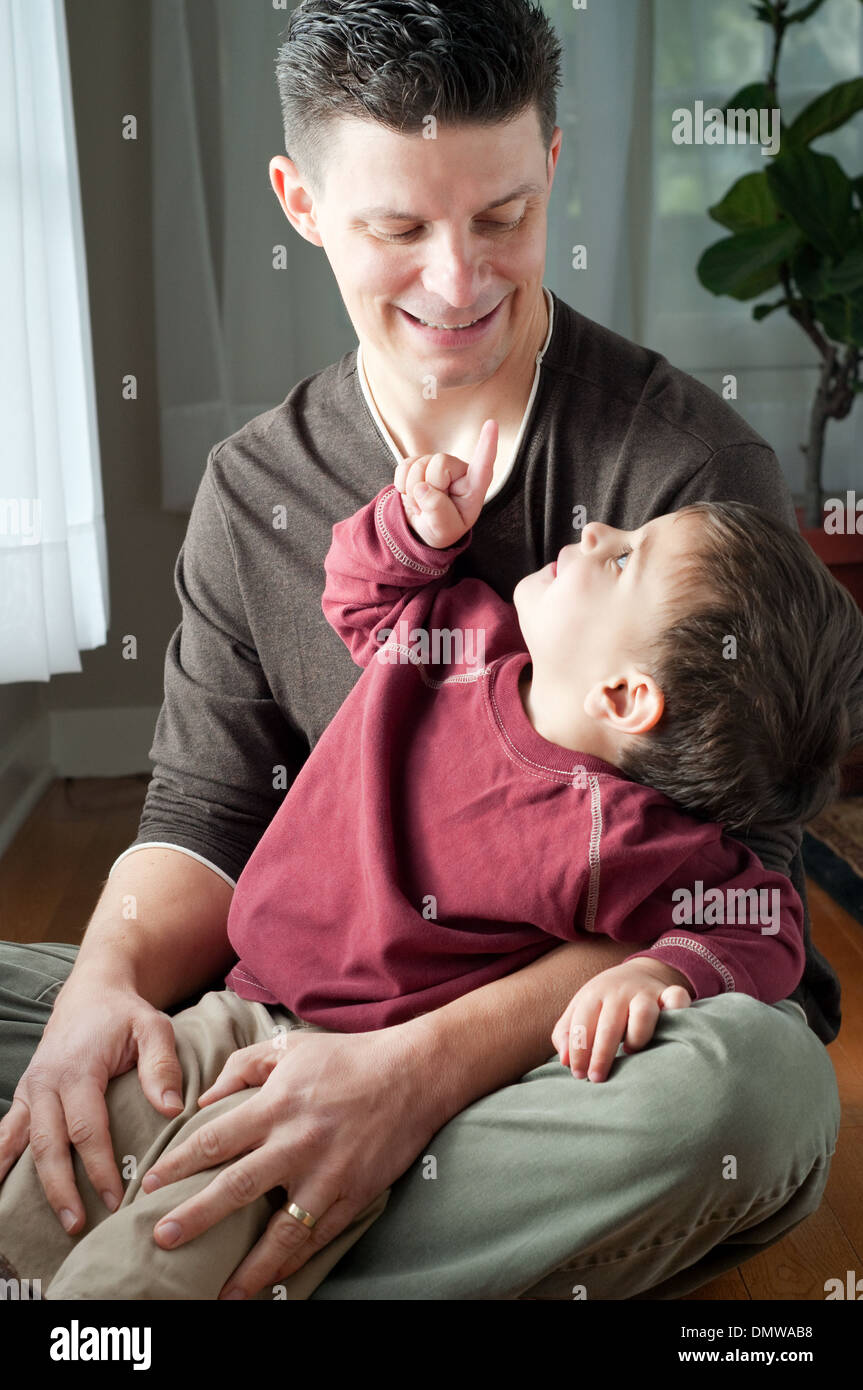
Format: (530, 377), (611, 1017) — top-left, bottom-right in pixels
(224, 485), (805, 1031)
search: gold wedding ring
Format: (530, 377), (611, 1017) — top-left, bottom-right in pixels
(283, 1199), (317, 1229)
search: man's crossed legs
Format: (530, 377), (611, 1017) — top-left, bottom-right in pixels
(0, 941), (840, 1301)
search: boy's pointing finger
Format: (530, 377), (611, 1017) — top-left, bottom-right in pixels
(453, 419), (498, 498)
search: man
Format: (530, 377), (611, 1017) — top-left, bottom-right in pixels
(0, 0), (840, 1301)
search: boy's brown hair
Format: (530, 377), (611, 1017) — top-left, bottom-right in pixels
(616, 500), (863, 833)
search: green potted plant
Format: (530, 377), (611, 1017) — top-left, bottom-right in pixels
(696, 0), (863, 609)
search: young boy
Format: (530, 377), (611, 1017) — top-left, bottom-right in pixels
(224, 419), (863, 1083)
(1, 423), (860, 1301)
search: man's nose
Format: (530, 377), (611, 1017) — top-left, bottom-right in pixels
(420, 230), (485, 307)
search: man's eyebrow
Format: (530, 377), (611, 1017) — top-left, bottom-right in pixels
(353, 182), (545, 222)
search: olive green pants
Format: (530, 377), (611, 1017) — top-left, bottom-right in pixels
(0, 941), (841, 1300)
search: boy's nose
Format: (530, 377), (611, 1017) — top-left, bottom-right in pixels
(580, 521), (624, 551)
(579, 521), (606, 548)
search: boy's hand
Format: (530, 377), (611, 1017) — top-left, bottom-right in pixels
(551, 958), (693, 1083)
(394, 419), (498, 549)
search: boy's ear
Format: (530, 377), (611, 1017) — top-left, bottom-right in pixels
(583, 670), (664, 736)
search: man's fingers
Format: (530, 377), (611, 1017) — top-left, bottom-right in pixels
(220, 1191), (357, 1300)
(134, 1014), (185, 1115)
(141, 1097), (267, 1196)
(151, 1149), (274, 1251)
(0, 1096), (31, 1182)
(60, 1080), (124, 1212)
(199, 1047), (279, 1107)
(27, 1087), (87, 1233)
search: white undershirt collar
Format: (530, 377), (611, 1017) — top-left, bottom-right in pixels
(356, 287), (554, 504)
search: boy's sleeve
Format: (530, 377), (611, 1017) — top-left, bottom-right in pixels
(577, 784), (806, 1004)
(322, 484), (517, 667)
(611, 837), (806, 1004)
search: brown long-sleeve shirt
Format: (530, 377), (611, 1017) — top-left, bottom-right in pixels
(110, 289), (840, 1042)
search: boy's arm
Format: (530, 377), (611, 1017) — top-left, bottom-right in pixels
(557, 781), (805, 1004)
(614, 836), (806, 1004)
(322, 421), (501, 667)
(321, 485), (472, 666)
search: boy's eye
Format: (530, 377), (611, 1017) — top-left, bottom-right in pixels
(614, 547), (632, 571)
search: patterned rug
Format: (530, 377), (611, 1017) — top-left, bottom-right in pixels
(802, 795), (863, 926)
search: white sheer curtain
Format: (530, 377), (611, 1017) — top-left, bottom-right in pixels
(0, 0), (108, 684)
(152, 0), (352, 512)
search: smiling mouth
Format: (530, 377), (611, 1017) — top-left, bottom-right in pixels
(403, 305), (497, 329)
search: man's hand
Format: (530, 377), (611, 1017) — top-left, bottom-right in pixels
(138, 1024), (443, 1300)
(393, 418), (498, 548)
(0, 972), (185, 1231)
(551, 958), (693, 1083)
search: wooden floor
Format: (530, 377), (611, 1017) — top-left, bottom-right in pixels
(1, 776), (861, 1300)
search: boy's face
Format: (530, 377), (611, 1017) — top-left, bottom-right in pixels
(270, 107), (561, 391)
(513, 511), (706, 703)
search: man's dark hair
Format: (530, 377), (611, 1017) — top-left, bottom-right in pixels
(275, 0), (563, 192)
(616, 500), (863, 834)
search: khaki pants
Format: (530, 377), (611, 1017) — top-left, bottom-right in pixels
(0, 941), (842, 1301)
(0, 986), (388, 1300)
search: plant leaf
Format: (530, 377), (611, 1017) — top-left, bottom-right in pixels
(708, 172), (778, 231)
(823, 245), (863, 296)
(719, 84), (784, 147)
(766, 148), (853, 258)
(786, 0), (830, 23)
(790, 243), (826, 298)
(787, 78), (863, 145)
(753, 299), (789, 319)
(722, 83), (774, 122)
(697, 222), (802, 299)
(789, 243), (822, 294)
(813, 291), (863, 348)
(789, 242), (863, 298)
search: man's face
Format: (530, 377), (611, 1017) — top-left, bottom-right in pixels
(513, 511), (707, 699)
(273, 107), (561, 391)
